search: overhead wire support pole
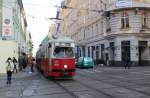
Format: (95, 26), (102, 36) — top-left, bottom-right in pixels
(48, 18), (62, 20)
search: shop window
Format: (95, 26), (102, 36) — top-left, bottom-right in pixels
(121, 41), (130, 61)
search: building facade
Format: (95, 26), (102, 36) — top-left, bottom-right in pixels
(26, 31), (33, 56)
(0, 0), (28, 73)
(61, 0), (150, 66)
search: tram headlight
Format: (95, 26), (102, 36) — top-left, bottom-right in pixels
(64, 65), (68, 69)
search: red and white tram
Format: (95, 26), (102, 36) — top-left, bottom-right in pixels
(36, 36), (76, 78)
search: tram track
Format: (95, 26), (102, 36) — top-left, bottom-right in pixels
(39, 72), (79, 98)
(53, 80), (79, 98)
(77, 70), (150, 96)
(39, 71), (136, 98)
(52, 79), (116, 98)
(38, 69), (150, 98)
(75, 79), (116, 98)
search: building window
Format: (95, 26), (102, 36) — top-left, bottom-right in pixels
(101, 44), (104, 60)
(92, 26), (94, 37)
(96, 46), (99, 60)
(88, 27), (90, 38)
(142, 13), (148, 28)
(96, 23), (98, 34)
(106, 17), (111, 32)
(101, 20), (103, 34)
(121, 12), (129, 29)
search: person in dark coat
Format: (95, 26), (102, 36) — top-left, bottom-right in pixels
(18, 56), (23, 71)
(22, 56), (27, 71)
(12, 57), (18, 73)
(124, 53), (130, 69)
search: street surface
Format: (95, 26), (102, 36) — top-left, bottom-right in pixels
(0, 66), (150, 98)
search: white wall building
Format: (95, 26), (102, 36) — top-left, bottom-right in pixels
(0, 0), (28, 73)
(61, 0), (150, 66)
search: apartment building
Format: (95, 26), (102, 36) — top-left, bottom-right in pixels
(61, 0), (150, 66)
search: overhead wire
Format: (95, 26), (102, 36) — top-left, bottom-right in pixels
(0, 4), (55, 21)
(3, 1), (58, 8)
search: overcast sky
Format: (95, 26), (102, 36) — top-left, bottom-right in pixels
(22, 0), (62, 56)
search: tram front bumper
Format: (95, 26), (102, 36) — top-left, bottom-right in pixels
(48, 69), (76, 77)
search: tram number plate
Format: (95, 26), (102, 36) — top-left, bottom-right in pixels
(63, 71), (68, 76)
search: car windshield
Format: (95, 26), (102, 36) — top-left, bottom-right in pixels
(84, 57), (93, 62)
(53, 47), (74, 58)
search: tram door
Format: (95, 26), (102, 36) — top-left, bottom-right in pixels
(121, 41), (130, 61)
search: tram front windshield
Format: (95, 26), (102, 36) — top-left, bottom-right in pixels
(53, 47), (74, 58)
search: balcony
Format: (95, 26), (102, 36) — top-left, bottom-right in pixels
(140, 26), (150, 33)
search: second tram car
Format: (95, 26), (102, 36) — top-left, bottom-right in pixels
(36, 36), (76, 78)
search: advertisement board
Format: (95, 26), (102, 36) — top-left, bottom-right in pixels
(116, 0), (133, 8)
(2, 18), (12, 37)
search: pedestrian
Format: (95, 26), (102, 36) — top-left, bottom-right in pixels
(28, 55), (34, 72)
(124, 53), (130, 69)
(18, 56), (23, 71)
(6, 57), (14, 85)
(32, 58), (36, 72)
(12, 57), (18, 73)
(22, 56), (27, 71)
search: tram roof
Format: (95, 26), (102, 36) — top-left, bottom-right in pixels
(40, 35), (74, 45)
(48, 36), (74, 43)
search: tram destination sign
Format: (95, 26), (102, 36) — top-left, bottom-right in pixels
(54, 42), (74, 47)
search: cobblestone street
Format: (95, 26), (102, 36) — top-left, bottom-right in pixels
(0, 66), (150, 98)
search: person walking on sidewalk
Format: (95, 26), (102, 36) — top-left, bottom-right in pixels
(12, 57), (18, 73)
(28, 55), (34, 72)
(6, 57), (14, 85)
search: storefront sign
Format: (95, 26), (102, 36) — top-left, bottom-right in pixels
(116, 0), (133, 8)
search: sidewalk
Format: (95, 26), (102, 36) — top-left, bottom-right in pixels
(0, 66), (37, 89)
(0, 66), (38, 98)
